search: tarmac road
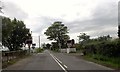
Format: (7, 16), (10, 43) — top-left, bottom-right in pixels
(3, 50), (114, 72)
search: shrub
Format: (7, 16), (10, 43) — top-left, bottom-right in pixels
(84, 39), (120, 57)
(36, 48), (44, 53)
(75, 44), (83, 51)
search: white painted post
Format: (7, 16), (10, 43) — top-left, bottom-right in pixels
(67, 43), (71, 53)
(67, 48), (70, 53)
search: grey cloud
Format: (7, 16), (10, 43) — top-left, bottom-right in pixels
(92, 1), (117, 19)
(32, 16), (64, 34)
(32, 1), (118, 38)
(66, 16), (117, 33)
(32, 16), (52, 34)
(118, 1), (120, 25)
(64, 1), (118, 37)
(90, 28), (117, 37)
(3, 1), (28, 20)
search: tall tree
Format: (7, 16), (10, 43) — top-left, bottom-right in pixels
(2, 17), (30, 51)
(77, 33), (90, 44)
(51, 42), (59, 50)
(44, 21), (69, 49)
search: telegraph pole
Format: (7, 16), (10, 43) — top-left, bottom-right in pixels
(39, 36), (40, 48)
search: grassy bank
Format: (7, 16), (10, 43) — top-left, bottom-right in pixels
(75, 38), (120, 69)
(50, 48), (60, 52)
(2, 54), (31, 69)
(3, 48), (44, 68)
(83, 54), (120, 69)
(35, 48), (44, 53)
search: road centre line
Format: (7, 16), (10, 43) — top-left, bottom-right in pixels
(52, 54), (68, 68)
(64, 65), (68, 69)
(50, 53), (68, 72)
(51, 53), (68, 69)
(53, 55), (62, 64)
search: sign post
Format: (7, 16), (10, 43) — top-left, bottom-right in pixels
(67, 43), (71, 53)
(67, 39), (76, 53)
(32, 43), (36, 53)
(25, 33), (32, 54)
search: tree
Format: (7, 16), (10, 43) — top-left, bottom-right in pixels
(97, 35), (112, 41)
(2, 17), (30, 51)
(44, 21), (69, 49)
(0, 6), (3, 13)
(0, 1), (3, 13)
(118, 25), (120, 38)
(51, 42), (59, 51)
(61, 35), (70, 48)
(41, 43), (46, 49)
(41, 43), (51, 49)
(77, 33), (90, 44)
(46, 43), (51, 49)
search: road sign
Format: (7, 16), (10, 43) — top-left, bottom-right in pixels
(32, 43), (36, 49)
(67, 39), (75, 48)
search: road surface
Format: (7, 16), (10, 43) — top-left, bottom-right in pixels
(3, 50), (113, 71)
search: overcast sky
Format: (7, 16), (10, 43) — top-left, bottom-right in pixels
(1, 0), (119, 47)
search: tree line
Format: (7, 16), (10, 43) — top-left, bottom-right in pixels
(44, 21), (120, 57)
(43, 21), (120, 68)
(77, 33), (120, 57)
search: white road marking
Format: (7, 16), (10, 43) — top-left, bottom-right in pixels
(51, 54), (68, 69)
(50, 53), (68, 72)
(64, 65), (68, 68)
(53, 55), (62, 64)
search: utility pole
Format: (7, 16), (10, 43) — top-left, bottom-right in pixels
(39, 36), (40, 48)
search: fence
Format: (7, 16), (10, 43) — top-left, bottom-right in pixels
(2, 50), (28, 63)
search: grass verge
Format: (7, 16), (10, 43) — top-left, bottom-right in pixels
(83, 54), (120, 70)
(2, 54), (31, 69)
(35, 48), (44, 53)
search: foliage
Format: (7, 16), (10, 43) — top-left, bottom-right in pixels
(0, 16), (2, 42)
(2, 17), (30, 51)
(77, 33), (120, 57)
(97, 35), (112, 41)
(2, 50), (30, 68)
(36, 48), (44, 53)
(84, 39), (120, 57)
(51, 42), (59, 51)
(44, 21), (69, 48)
(75, 43), (82, 51)
(77, 33), (90, 44)
(42, 43), (51, 49)
(118, 25), (120, 38)
(41, 43), (46, 49)
(46, 43), (51, 49)
(0, 1), (3, 13)
(77, 33), (120, 68)
(84, 54), (120, 69)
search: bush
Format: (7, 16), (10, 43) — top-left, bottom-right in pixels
(84, 39), (120, 57)
(75, 44), (82, 51)
(36, 48), (44, 53)
(91, 54), (120, 65)
(69, 51), (76, 53)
